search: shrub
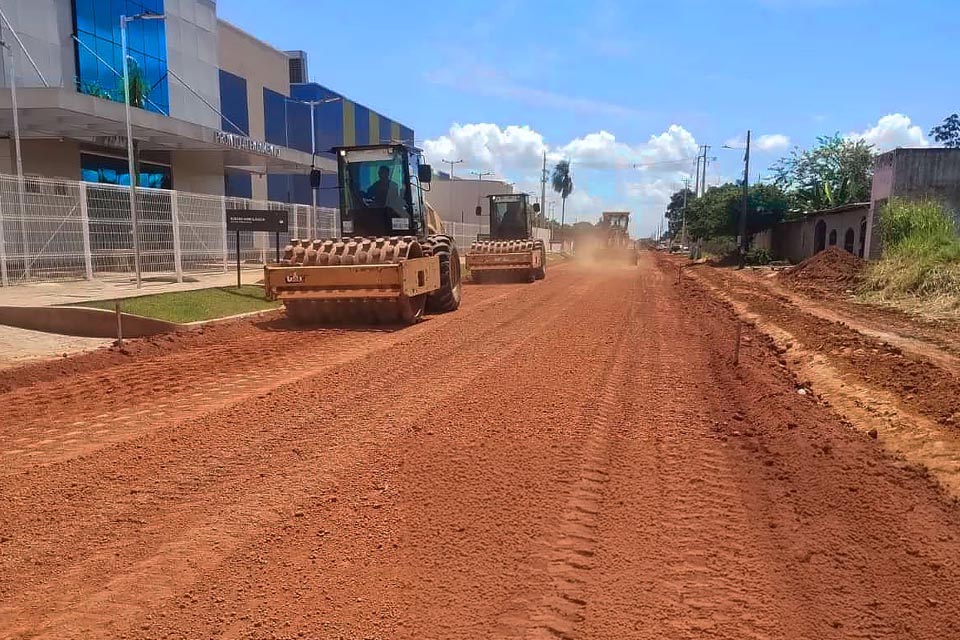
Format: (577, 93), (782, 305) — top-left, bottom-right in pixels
(863, 199), (960, 299)
(746, 248), (773, 266)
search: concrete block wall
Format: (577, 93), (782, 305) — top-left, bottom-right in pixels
(867, 148), (960, 259)
(0, 0), (75, 89)
(771, 206), (868, 264)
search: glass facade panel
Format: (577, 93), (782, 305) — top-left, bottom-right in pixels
(218, 70), (249, 135)
(263, 88), (287, 146)
(286, 100), (312, 153)
(224, 170), (253, 198)
(81, 153), (172, 190)
(379, 117), (393, 146)
(72, 0), (170, 115)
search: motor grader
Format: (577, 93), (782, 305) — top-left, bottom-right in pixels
(262, 143), (461, 324)
(595, 211), (638, 265)
(465, 193), (546, 283)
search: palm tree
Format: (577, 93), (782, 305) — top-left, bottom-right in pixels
(551, 159), (574, 236)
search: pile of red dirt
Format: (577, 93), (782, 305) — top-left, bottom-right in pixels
(780, 247), (865, 294)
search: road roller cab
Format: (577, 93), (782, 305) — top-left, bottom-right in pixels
(466, 193), (546, 283)
(263, 144), (462, 324)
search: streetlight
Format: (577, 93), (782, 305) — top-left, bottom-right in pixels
(302, 96), (341, 238)
(441, 158), (463, 221)
(121, 11), (165, 288)
(0, 21), (23, 284)
(470, 170), (492, 233)
(722, 130), (752, 267)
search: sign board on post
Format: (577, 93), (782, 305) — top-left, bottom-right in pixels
(225, 210), (290, 288)
(225, 210), (288, 233)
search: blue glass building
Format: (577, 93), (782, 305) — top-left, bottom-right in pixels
(72, 0), (170, 115)
(0, 0), (414, 202)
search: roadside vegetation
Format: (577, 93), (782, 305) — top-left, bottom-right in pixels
(861, 199), (960, 310)
(661, 135), (869, 253)
(76, 285), (279, 323)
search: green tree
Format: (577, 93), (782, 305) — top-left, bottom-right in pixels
(931, 114), (960, 148)
(685, 183), (789, 240)
(771, 133), (874, 213)
(118, 60), (149, 108)
(664, 187), (695, 238)
(551, 160), (574, 230)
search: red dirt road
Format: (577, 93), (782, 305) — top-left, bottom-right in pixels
(2, 255), (960, 639)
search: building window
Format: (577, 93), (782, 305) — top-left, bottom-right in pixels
(72, 0), (169, 115)
(81, 153), (172, 190)
(829, 229), (837, 246)
(814, 219), (826, 253)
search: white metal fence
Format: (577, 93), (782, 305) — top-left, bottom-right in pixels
(442, 220), (553, 252)
(0, 173), (336, 286)
(0, 173), (554, 287)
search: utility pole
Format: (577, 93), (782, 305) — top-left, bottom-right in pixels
(680, 177), (691, 247)
(738, 130), (751, 268)
(693, 155), (702, 198)
(442, 158), (463, 221)
(699, 144), (711, 196)
(540, 151), (548, 225)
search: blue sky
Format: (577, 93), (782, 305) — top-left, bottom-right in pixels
(220, 0), (959, 235)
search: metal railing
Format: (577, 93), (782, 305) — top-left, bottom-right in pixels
(0, 173), (554, 286)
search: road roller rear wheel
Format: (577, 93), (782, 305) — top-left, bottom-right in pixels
(534, 240), (546, 280)
(423, 234), (462, 313)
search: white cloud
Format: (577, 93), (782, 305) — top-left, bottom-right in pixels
(756, 134), (791, 152)
(422, 123), (547, 174)
(424, 123), (699, 174)
(848, 113), (929, 151)
(422, 123), (701, 237)
(724, 133), (791, 153)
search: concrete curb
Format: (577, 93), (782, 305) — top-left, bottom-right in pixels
(0, 303), (283, 339)
(0, 305), (180, 338)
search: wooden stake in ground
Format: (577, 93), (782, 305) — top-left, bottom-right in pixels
(114, 302), (123, 348)
(733, 322), (742, 365)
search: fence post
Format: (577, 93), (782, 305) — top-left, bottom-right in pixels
(0, 178), (7, 286)
(289, 204), (298, 239)
(170, 191), (183, 283)
(16, 175), (29, 280)
(220, 197), (229, 272)
(78, 183), (94, 280)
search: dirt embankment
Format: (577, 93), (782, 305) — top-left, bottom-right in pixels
(780, 247), (865, 296)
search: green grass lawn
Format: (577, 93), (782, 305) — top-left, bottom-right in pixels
(76, 285), (280, 324)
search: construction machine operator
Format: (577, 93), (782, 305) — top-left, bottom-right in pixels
(364, 166), (405, 215)
(499, 201), (526, 238)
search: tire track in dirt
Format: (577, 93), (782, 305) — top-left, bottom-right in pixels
(0, 281), (525, 471)
(0, 267), (587, 639)
(570, 259), (787, 639)
(5, 257), (960, 638)
(130, 265), (640, 640)
(493, 287), (634, 639)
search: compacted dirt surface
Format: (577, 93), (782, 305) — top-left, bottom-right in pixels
(3, 254), (960, 639)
